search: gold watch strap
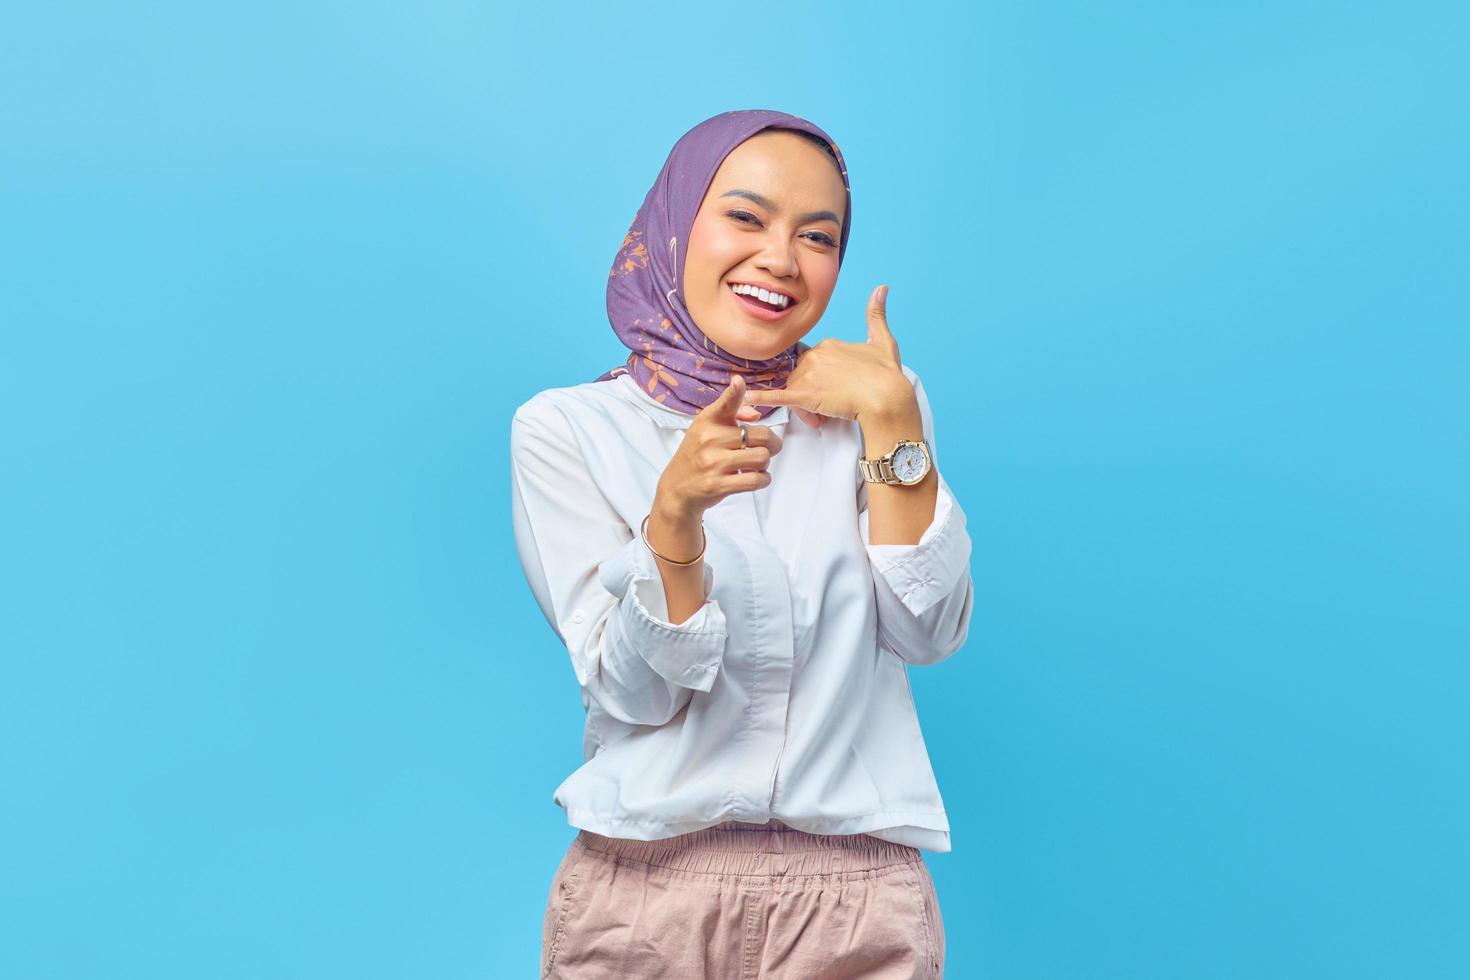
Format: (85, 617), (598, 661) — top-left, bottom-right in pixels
(858, 453), (901, 484)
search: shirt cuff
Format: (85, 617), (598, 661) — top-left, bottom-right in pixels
(859, 474), (972, 619)
(597, 531), (729, 693)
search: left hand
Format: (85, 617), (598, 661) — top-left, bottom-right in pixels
(742, 285), (917, 429)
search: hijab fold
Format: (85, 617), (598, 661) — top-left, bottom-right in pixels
(595, 109), (851, 419)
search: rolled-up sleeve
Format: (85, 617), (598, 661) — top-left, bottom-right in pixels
(510, 400), (729, 726)
(858, 369), (975, 666)
(595, 530), (727, 693)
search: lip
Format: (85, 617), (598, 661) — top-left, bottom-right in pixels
(726, 282), (799, 322)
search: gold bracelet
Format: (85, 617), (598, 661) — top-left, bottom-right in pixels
(640, 512), (707, 566)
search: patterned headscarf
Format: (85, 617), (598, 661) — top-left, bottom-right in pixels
(594, 109), (851, 419)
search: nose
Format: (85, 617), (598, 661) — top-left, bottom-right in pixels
(753, 236), (799, 280)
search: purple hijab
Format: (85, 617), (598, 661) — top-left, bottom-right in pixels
(594, 109), (852, 419)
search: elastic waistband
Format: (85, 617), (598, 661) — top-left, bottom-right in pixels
(573, 819), (922, 878)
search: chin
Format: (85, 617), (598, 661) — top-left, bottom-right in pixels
(724, 341), (793, 362)
(726, 341), (787, 361)
(690, 288), (813, 362)
(709, 322), (807, 362)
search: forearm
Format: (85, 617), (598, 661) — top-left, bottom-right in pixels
(645, 500), (710, 624)
(860, 394), (938, 545)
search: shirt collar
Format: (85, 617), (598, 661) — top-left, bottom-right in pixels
(614, 373), (791, 429)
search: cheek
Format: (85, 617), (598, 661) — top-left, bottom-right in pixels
(685, 219), (740, 286)
(802, 258), (840, 304)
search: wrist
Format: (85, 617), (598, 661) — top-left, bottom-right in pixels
(649, 493), (704, 535)
(859, 379), (921, 428)
(645, 516), (705, 570)
(860, 405), (924, 457)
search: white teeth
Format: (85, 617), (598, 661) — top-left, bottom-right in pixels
(730, 283), (790, 308)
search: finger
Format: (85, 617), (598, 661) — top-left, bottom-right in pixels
(727, 425), (783, 454)
(741, 385), (799, 408)
(722, 469), (772, 494)
(794, 407), (825, 430)
(698, 372), (748, 423)
(866, 284), (896, 350)
(725, 446), (773, 472)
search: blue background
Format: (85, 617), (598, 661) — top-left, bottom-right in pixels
(2, 1), (1465, 977)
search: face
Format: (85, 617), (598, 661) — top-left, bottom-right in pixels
(682, 130), (847, 361)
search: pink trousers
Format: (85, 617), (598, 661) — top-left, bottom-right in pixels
(540, 819), (945, 979)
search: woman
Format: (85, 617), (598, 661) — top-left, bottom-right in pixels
(511, 109), (974, 979)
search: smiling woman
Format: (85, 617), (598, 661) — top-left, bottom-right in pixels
(681, 130), (848, 358)
(514, 109), (969, 978)
(598, 116), (852, 416)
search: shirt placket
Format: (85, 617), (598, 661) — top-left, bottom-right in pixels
(711, 486), (796, 819)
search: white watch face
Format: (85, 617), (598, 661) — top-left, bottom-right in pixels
(891, 443), (929, 483)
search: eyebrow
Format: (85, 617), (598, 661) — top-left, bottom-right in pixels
(719, 189), (843, 227)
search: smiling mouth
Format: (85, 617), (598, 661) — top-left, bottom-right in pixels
(727, 284), (798, 321)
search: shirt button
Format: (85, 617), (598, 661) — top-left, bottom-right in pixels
(572, 610), (586, 624)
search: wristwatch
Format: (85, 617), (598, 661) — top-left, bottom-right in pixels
(859, 438), (933, 486)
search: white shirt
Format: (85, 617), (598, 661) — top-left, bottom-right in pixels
(510, 363), (975, 852)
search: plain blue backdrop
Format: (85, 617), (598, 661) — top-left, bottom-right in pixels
(2, 1), (1465, 977)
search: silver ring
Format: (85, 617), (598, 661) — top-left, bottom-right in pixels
(739, 425), (748, 449)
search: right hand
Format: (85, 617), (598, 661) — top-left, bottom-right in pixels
(653, 373), (785, 521)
